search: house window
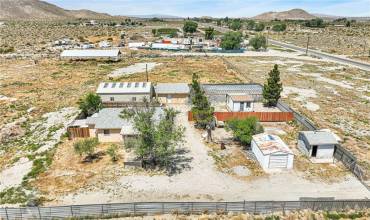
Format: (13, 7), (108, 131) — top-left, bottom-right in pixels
(246, 102), (251, 108)
(110, 97), (115, 101)
(103, 129), (110, 135)
(132, 97), (137, 102)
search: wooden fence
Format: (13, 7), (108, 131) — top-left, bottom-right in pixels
(188, 111), (294, 122)
(1, 200), (369, 220)
(67, 127), (90, 139)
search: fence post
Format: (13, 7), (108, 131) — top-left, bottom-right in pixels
(70, 205), (74, 217)
(312, 201), (316, 211)
(5, 207), (9, 220)
(225, 202), (228, 213)
(243, 200), (246, 213)
(282, 202), (286, 215)
(191, 202), (193, 215)
(101, 204), (104, 216)
(133, 203), (136, 216)
(341, 201), (345, 211)
(254, 201), (257, 214)
(19, 208), (22, 220)
(38, 207), (42, 220)
(162, 203), (164, 214)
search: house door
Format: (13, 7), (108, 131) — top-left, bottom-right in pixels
(240, 102), (244, 111)
(311, 145), (318, 157)
(167, 94), (172, 104)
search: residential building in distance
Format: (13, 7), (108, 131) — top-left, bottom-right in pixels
(96, 82), (153, 107)
(226, 94), (255, 112)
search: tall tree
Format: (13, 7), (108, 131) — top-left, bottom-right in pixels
(220, 31), (243, 50)
(263, 64), (283, 107)
(78, 93), (102, 117)
(120, 101), (185, 168)
(229, 20), (242, 30)
(191, 73), (214, 129)
(205, 27), (215, 40)
(249, 34), (267, 50)
(183, 21), (198, 33)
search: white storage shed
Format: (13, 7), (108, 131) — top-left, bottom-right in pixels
(252, 133), (294, 171)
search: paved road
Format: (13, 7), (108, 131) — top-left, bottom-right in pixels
(268, 39), (370, 71)
(199, 23), (370, 71)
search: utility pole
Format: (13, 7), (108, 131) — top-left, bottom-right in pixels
(305, 35), (310, 55)
(146, 63), (148, 82)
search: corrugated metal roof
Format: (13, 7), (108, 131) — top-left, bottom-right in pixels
(229, 94), (254, 102)
(60, 49), (120, 58)
(300, 130), (339, 145)
(253, 133), (293, 155)
(96, 82), (152, 94)
(86, 108), (164, 131)
(201, 84), (263, 95)
(155, 83), (190, 94)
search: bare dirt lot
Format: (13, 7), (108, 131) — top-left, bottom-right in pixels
(224, 56), (370, 173)
(270, 23), (370, 63)
(35, 108), (370, 206)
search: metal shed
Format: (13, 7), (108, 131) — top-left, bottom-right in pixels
(201, 84), (263, 104)
(252, 133), (294, 171)
(60, 49), (122, 61)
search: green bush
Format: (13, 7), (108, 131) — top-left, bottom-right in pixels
(272, 23), (287, 32)
(249, 34), (267, 50)
(74, 138), (99, 159)
(107, 144), (119, 162)
(183, 21), (198, 33)
(220, 31), (243, 50)
(0, 187), (28, 205)
(226, 117), (264, 146)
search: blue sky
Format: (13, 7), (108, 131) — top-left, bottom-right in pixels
(46, 0), (370, 17)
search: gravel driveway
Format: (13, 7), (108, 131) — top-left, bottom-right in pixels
(56, 106), (370, 205)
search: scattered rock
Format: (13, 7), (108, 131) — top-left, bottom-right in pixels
(0, 117), (27, 143)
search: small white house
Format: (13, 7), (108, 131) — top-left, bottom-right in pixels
(298, 130), (340, 163)
(252, 133), (294, 171)
(226, 94), (254, 112)
(96, 82), (153, 106)
(60, 49), (121, 61)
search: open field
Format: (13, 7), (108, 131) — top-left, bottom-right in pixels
(225, 56), (370, 172)
(269, 23), (370, 63)
(1, 19), (370, 206)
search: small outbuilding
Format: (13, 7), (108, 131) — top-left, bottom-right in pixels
(154, 83), (190, 104)
(60, 49), (121, 61)
(252, 133), (294, 171)
(226, 94), (254, 112)
(298, 130), (340, 163)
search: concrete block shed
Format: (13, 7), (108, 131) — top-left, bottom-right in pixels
(252, 133), (294, 171)
(298, 130), (340, 163)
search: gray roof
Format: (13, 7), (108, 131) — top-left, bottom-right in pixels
(155, 83), (190, 94)
(300, 130), (339, 145)
(86, 107), (164, 131)
(201, 84), (263, 95)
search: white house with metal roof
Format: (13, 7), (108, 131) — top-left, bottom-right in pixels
(298, 130), (340, 163)
(226, 94), (255, 112)
(60, 49), (121, 61)
(252, 133), (294, 171)
(96, 82), (153, 106)
(154, 83), (190, 104)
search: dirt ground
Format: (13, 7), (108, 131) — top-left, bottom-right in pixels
(224, 56), (370, 174)
(269, 23), (370, 63)
(39, 107), (369, 206)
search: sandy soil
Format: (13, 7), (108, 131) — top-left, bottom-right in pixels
(109, 62), (161, 78)
(45, 108), (369, 206)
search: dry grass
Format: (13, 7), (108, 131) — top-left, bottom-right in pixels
(33, 139), (125, 197)
(226, 56), (370, 174)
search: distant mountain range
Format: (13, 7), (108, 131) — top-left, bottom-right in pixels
(128, 14), (183, 19)
(313, 13), (370, 21)
(0, 0), (112, 20)
(252, 9), (316, 21)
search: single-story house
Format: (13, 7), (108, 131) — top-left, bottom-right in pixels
(226, 94), (255, 112)
(298, 130), (340, 163)
(96, 82), (153, 107)
(201, 84), (263, 104)
(252, 133), (294, 171)
(86, 107), (164, 143)
(60, 49), (121, 61)
(154, 83), (190, 104)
